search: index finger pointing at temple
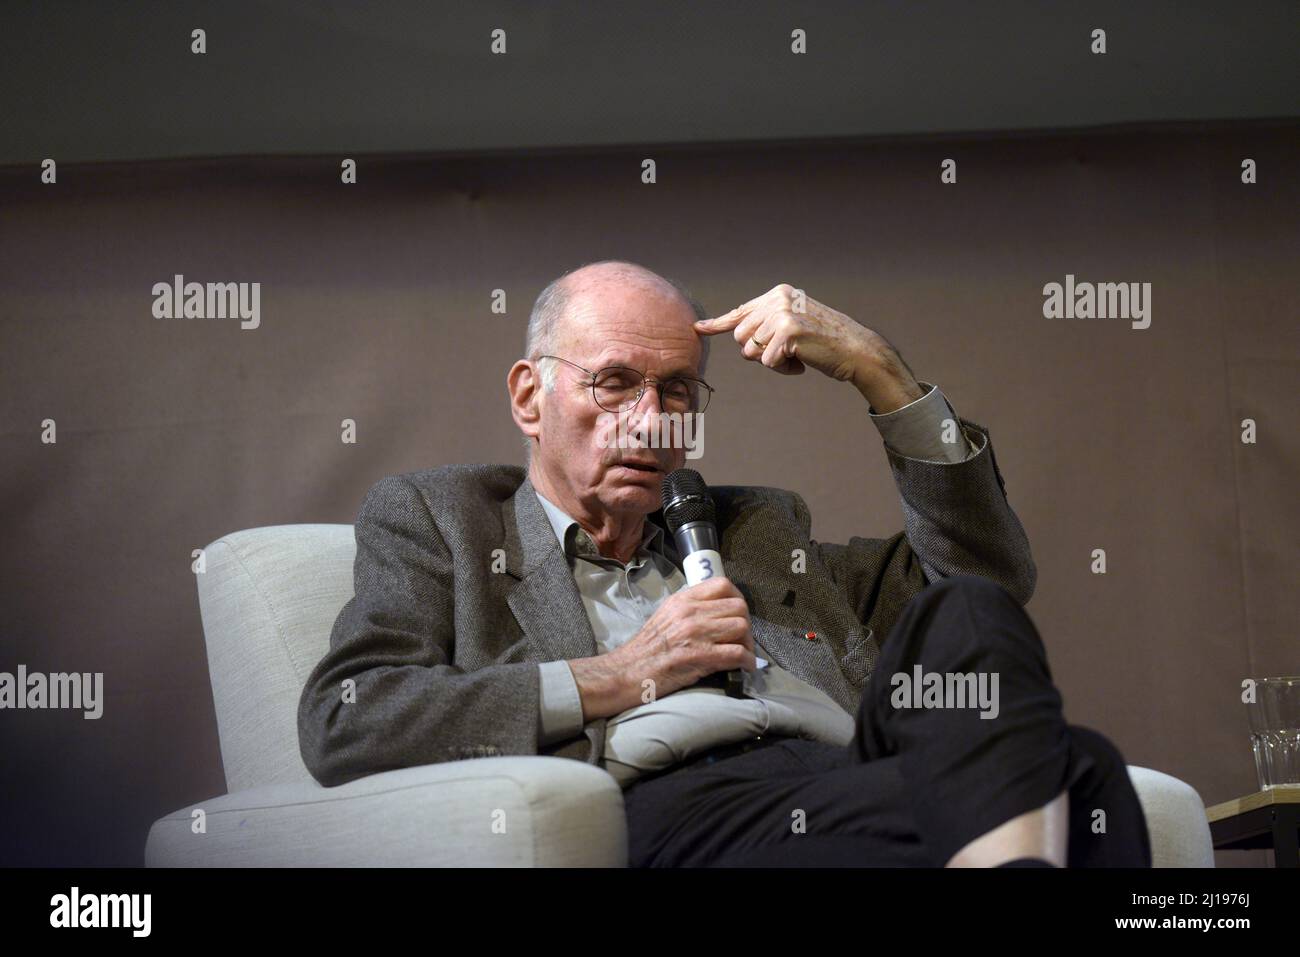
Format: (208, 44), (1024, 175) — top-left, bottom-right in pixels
(694, 301), (754, 335)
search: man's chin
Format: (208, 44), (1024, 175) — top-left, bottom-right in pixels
(602, 470), (664, 511)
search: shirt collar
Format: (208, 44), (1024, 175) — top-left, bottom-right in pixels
(533, 489), (674, 565)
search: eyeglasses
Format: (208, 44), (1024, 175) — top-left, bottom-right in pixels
(536, 355), (714, 414)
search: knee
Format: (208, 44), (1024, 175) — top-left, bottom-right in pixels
(919, 574), (1021, 616)
(884, 574), (1043, 669)
(925, 574), (1013, 602)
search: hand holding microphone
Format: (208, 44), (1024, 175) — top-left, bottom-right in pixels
(661, 468), (750, 698)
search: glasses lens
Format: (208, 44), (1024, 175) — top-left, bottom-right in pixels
(660, 378), (698, 413)
(592, 368), (644, 412)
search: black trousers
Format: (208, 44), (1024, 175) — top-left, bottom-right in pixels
(622, 575), (1153, 867)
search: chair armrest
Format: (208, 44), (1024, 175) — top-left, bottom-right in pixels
(1127, 765), (1215, 867)
(146, 756), (627, 867)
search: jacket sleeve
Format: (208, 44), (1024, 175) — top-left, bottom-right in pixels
(297, 474), (543, 787)
(807, 417), (1036, 650)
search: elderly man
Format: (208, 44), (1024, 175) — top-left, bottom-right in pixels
(297, 260), (1150, 867)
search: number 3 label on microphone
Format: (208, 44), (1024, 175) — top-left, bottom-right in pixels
(683, 549), (724, 587)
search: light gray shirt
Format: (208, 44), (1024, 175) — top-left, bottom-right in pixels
(534, 381), (977, 785)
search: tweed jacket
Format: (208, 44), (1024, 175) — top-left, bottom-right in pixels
(297, 417), (1034, 787)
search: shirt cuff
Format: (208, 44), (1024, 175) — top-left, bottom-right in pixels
(868, 380), (978, 463)
(538, 660), (586, 746)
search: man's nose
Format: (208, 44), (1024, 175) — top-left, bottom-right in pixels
(624, 383), (663, 442)
(630, 381), (664, 416)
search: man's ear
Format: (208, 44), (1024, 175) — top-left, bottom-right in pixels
(507, 359), (542, 442)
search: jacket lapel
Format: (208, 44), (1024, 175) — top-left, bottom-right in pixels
(502, 477), (599, 665)
(501, 478), (607, 764)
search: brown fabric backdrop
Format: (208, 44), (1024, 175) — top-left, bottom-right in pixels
(1, 123), (1295, 866)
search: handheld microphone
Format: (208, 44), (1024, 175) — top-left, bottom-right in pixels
(661, 468), (746, 698)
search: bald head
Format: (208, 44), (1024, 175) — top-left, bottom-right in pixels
(525, 260), (710, 382)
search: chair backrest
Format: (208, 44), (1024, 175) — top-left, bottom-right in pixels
(195, 524), (356, 792)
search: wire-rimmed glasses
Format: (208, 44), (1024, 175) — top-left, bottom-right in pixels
(536, 355), (714, 414)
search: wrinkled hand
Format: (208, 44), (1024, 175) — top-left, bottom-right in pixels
(694, 283), (924, 410)
(610, 576), (756, 704)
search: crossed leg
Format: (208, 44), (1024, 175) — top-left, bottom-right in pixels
(622, 575), (1151, 867)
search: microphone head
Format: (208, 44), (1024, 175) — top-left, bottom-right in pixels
(661, 468), (716, 533)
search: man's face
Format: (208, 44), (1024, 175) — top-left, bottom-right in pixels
(533, 286), (702, 520)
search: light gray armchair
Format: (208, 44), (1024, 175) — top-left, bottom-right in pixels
(146, 524), (1215, 867)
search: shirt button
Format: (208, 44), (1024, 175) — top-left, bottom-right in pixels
(804, 631), (817, 641)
